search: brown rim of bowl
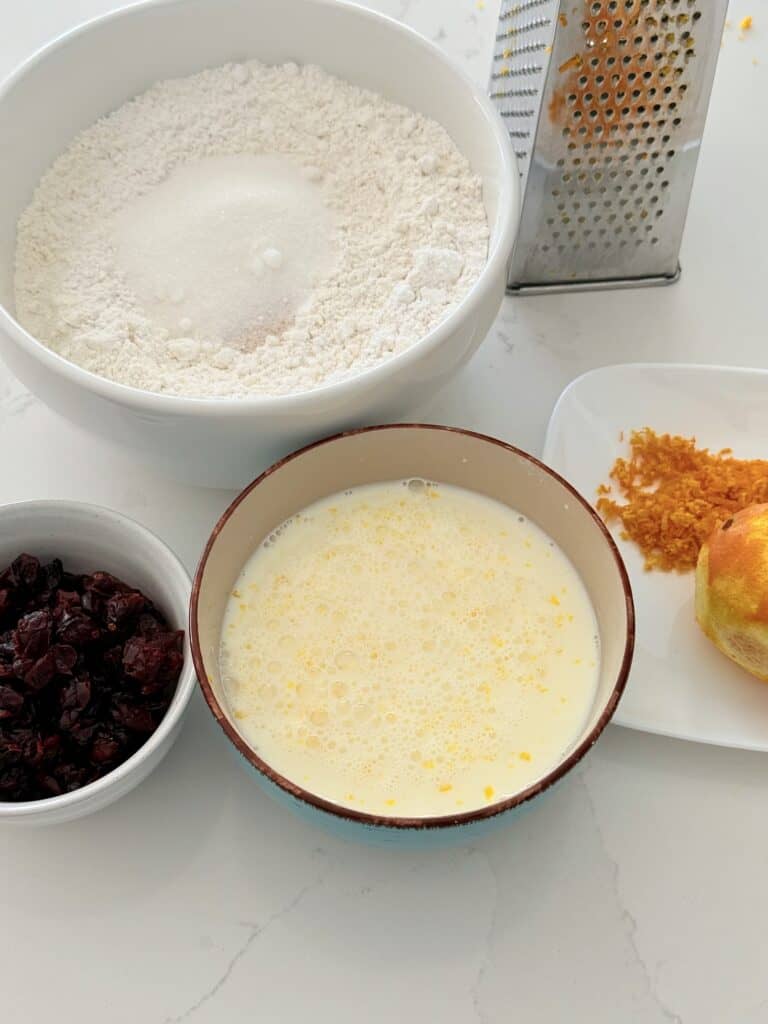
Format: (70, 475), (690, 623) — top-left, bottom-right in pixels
(190, 423), (635, 830)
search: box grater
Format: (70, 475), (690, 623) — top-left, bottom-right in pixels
(491, 0), (728, 293)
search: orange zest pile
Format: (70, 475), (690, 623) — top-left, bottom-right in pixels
(596, 429), (768, 572)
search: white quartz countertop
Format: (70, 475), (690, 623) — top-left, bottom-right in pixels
(1, 2), (767, 1021)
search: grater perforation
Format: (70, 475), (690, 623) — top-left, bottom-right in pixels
(499, 0), (554, 20)
(496, 40), (551, 59)
(491, 0), (727, 292)
(491, 62), (545, 79)
(496, 16), (552, 40)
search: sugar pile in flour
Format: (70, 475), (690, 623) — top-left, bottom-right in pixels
(14, 61), (489, 398)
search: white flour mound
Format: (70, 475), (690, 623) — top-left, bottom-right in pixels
(14, 61), (489, 399)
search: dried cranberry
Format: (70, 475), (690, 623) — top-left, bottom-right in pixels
(23, 650), (58, 691)
(0, 732), (21, 761)
(105, 591), (146, 630)
(0, 554), (183, 802)
(113, 702), (155, 734)
(90, 734), (122, 764)
(15, 729), (43, 767)
(14, 609), (52, 659)
(0, 767), (28, 798)
(123, 632), (184, 691)
(52, 644), (78, 674)
(0, 632), (14, 660)
(11, 656), (32, 681)
(65, 719), (98, 747)
(3, 554), (40, 590)
(42, 734), (61, 760)
(42, 559), (64, 593)
(38, 774), (62, 797)
(83, 571), (131, 598)
(60, 676), (92, 714)
(56, 610), (101, 647)
(0, 686), (23, 719)
(54, 590), (81, 612)
(56, 764), (89, 793)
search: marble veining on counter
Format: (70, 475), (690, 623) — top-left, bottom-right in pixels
(1, 2), (767, 1022)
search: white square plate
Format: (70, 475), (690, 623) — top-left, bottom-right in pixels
(543, 363), (768, 751)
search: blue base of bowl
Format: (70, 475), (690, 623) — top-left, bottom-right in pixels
(233, 747), (539, 847)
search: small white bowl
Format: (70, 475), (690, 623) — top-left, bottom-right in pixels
(0, 501), (195, 826)
(0, 0), (518, 488)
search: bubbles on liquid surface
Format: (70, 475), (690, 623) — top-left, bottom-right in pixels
(220, 479), (600, 815)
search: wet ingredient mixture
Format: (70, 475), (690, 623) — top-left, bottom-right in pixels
(220, 480), (599, 817)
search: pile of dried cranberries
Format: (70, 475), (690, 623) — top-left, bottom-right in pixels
(0, 553), (184, 802)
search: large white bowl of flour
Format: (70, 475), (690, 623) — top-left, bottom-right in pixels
(0, 0), (518, 487)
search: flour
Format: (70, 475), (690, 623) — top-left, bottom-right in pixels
(14, 61), (489, 398)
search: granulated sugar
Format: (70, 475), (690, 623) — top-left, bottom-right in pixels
(114, 154), (335, 356)
(14, 61), (489, 398)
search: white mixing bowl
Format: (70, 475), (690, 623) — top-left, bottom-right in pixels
(0, 0), (518, 488)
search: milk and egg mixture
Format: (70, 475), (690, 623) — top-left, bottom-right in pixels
(220, 481), (599, 817)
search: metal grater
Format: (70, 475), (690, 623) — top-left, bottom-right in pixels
(491, 0), (728, 293)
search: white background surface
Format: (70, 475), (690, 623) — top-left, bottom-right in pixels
(1, 2), (766, 1021)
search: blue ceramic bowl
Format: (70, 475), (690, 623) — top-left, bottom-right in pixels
(191, 425), (634, 846)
